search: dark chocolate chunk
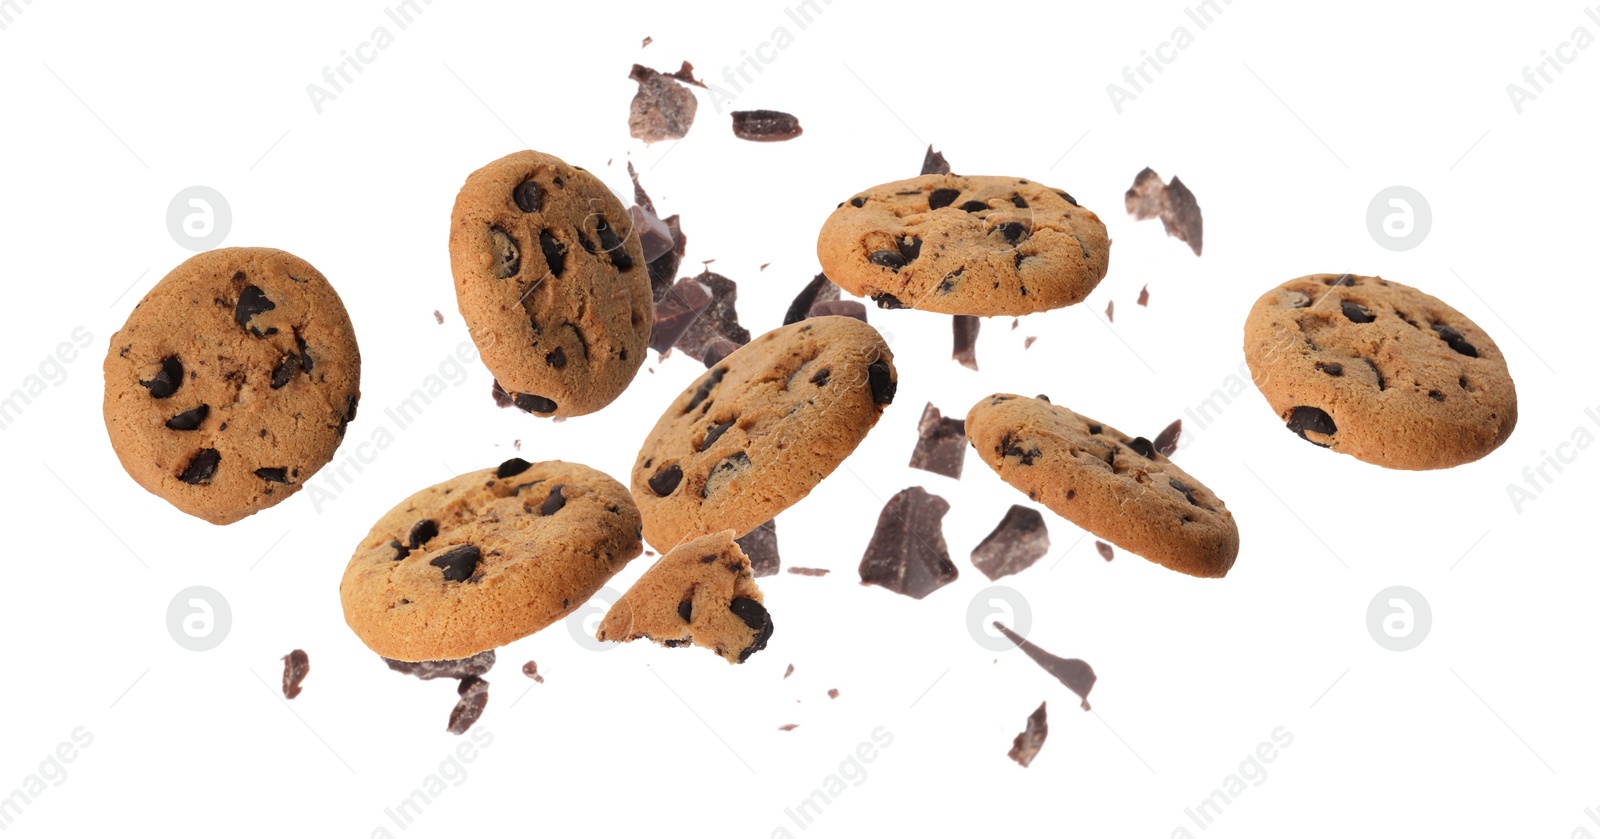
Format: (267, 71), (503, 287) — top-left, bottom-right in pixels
(702, 452), (750, 497)
(994, 221), (1028, 244)
(408, 519), (439, 549)
(1056, 190), (1078, 206)
(700, 419), (735, 451)
(383, 650), (496, 681)
(1327, 273), (1356, 287)
(430, 545), (482, 582)
(537, 229), (566, 278)
(736, 518), (781, 577)
(1095, 541), (1114, 562)
(729, 597), (774, 662)
(593, 216), (633, 271)
(1168, 478), (1200, 507)
(783, 273), (843, 325)
(872, 292), (907, 309)
(496, 458), (532, 479)
(489, 227), (520, 279)
(677, 597), (693, 623)
(1137, 284), (1150, 307)
(491, 380), (514, 408)
(858, 486), (958, 599)
(921, 145), (951, 176)
(629, 203), (674, 262)
(959, 200), (988, 213)
(1124, 167), (1203, 255)
(1341, 301), (1375, 323)
(810, 300), (867, 321)
(1126, 437), (1156, 459)
(999, 433), (1041, 466)
(539, 485), (566, 516)
(1363, 358), (1386, 390)
(1008, 702), (1049, 767)
(1012, 194), (1029, 208)
(731, 109), (803, 141)
(648, 463), (683, 496)
(514, 393), (558, 414)
(255, 467), (290, 484)
(521, 661), (544, 683)
(953, 315), (980, 371)
(898, 236), (923, 263)
(513, 178), (543, 213)
(235, 285), (278, 337)
(994, 622), (1096, 710)
(389, 540), (409, 561)
(971, 505), (1050, 581)
(908, 402), (967, 480)
(1087, 423), (1102, 435)
(270, 354), (297, 389)
(1286, 406), (1337, 446)
(281, 649), (310, 699)
(628, 63), (698, 143)
(1153, 419), (1182, 456)
(869, 249), (907, 271)
(928, 188), (961, 210)
(1431, 324), (1479, 357)
(178, 448), (220, 484)
(546, 347), (566, 369)
(867, 359), (896, 405)
(684, 366), (726, 413)
(1317, 361), (1344, 376)
(447, 676), (489, 735)
(810, 368), (831, 387)
(649, 276), (714, 353)
(674, 271), (750, 368)
(141, 355), (183, 399)
(165, 404), (209, 431)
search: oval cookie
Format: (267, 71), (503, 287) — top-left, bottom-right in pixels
(1242, 273), (1517, 470)
(450, 150), (653, 417)
(103, 247), (361, 525)
(966, 394), (1239, 578)
(632, 316), (898, 550)
(816, 174), (1110, 316)
(340, 458), (643, 661)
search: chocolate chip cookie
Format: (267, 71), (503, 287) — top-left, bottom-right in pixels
(632, 316), (897, 550)
(1242, 273), (1517, 470)
(103, 247), (361, 525)
(595, 529), (773, 663)
(450, 150), (653, 417)
(965, 395), (1239, 578)
(340, 458), (643, 661)
(816, 175), (1110, 316)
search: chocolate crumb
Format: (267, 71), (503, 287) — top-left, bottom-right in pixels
(1137, 285), (1150, 307)
(432, 310), (443, 325)
(641, 36), (652, 48)
(1024, 336), (1037, 349)
(952, 315), (979, 370)
(787, 567), (830, 577)
(1095, 541), (1114, 562)
(1008, 702), (1048, 767)
(1105, 300), (1114, 322)
(784, 664), (795, 679)
(491, 380), (513, 409)
(778, 723), (799, 731)
(281, 649), (309, 699)
(521, 661), (544, 683)
(828, 689), (840, 699)
(448, 676), (489, 735)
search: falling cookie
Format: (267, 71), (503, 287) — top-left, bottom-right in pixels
(595, 530), (773, 663)
(449, 149), (653, 417)
(632, 316), (897, 549)
(102, 247), (361, 525)
(817, 174), (1110, 316)
(966, 394), (1239, 578)
(1242, 273), (1517, 470)
(340, 458), (643, 661)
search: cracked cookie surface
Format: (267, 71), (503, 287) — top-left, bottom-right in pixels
(103, 247), (361, 525)
(595, 530), (773, 663)
(965, 394), (1238, 578)
(816, 174), (1110, 316)
(340, 458), (642, 661)
(632, 316), (897, 550)
(1242, 273), (1517, 470)
(450, 149), (653, 417)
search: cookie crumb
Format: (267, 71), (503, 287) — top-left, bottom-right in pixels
(994, 623), (1096, 711)
(787, 567), (829, 577)
(859, 487), (958, 599)
(1024, 336), (1037, 350)
(1137, 284), (1150, 306)
(908, 402), (966, 480)
(1125, 167), (1203, 256)
(1008, 702), (1048, 767)
(513, 439), (522, 451)
(281, 649), (309, 699)
(972, 506), (1050, 581)
(521, 661), (544, 683)
(448, 676), (489, 735)
(731, 110), (803, 142)
(432, 310), (443, 325)
(1105, 300), (1114, 322)
(827, 688), (840, 699)
(641, 36), (652, 48)
(921, 145), (951, 176)
(952, 315), (980, 371)
(1153, 419), (1182, 456)
(1095, 541), (1114, 562)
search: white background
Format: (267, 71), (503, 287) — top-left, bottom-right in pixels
(2, 1), (1597, 836)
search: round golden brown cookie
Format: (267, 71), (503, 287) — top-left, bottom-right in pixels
(1242, 273), (1517, 470)
(450, 149), (652, 417)
(965, 394), (1239, 578)
(595, 530), (773, 664)
(815, 174), (1110, 316)
(339, 458), (643, 661)
(632, 316), (897, 550)
(103, 247), (360, 525)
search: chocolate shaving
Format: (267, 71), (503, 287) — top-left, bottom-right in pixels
(1124, 167), (1203, 256)
(952, 315), (979, 370)
(1008, 702), (1048, 767)
(994, 622), (1096, 710)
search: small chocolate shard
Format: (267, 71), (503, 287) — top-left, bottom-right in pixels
(281, 649), (309, 699)
(1153, 419), (1182, 456)
(731, 109), (803, 141)
(521, 661), (544, 683)
(383, 650), (496, 681)
(778, 723), (799, 732)
(433, 310), (444, 325)
(448, 676), (489, 735)
(971, 505), (1050, 581)
(1105, 300), (1114, 322)
(491, 380), (514, 408)
(828, 688), (840, 699)
(1024, 336), (1037, 350)
(787, 567), (829, 577)
(994, 622), (1096, 710)
(783, 664), (795, 679)
(810, 300), (867, 321)
(867, 359), (896, 405)
(674, 271), (749, 368)
(179, 448), (221, 484)
(736, 518), (781, 577)
(858, 487), (958, 599)
(1137, 284), (1150, 307)
(908, 402), (967, 480)
(1095, 541), (1114, 562)
(628, 63), (698, 143)
(1008, 702), (1049, 767)
(921, 145), (951, 176)
(649, 276), (713, 354)
(1124, 167), (1203, 256)
(784, 273), (844, 325)
(952, 315), (979, 371)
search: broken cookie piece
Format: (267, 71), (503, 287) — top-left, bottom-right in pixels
(971, 505), (1049, 580)
(596, 530), (774, 663)
(1008, 702), (1048, 767)
(1124, 167), (1203, 256)
(908, 402), (967, 480)
(858, 486), (958, 599)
